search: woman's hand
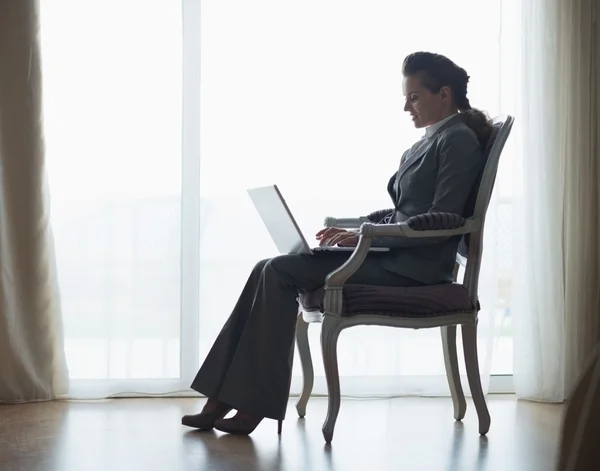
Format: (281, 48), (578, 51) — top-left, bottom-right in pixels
(315, 227), (359, 247)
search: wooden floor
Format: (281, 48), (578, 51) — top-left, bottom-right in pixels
(0, 396), (563, 471)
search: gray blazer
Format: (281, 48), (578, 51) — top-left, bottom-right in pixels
(369, 114), (484, 285)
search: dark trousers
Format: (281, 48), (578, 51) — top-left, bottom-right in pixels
(190, 252), (422, 420)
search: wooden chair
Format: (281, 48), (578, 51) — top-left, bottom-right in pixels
(295, 115), (515, 442)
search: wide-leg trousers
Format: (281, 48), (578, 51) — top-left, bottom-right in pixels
(191, 252), (422, 420)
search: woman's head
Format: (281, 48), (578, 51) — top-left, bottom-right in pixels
(401, 51), (491, 143)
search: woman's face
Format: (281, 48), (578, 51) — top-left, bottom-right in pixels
(402, 74), (452, 129)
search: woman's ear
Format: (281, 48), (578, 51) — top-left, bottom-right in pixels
(439, 85), (452, 103)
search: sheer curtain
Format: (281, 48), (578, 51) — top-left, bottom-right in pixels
(41, 0), (519, 398)
(512, 0), (600, 402)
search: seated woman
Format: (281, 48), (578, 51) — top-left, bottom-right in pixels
(182, 51), (492, 435)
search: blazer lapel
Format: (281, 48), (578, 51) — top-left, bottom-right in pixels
(387, 172), (397, 200)
(395, 114), (465, 183)
(395, 138), (434, 183)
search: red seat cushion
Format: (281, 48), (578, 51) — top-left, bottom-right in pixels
(299, 283), (478, 318)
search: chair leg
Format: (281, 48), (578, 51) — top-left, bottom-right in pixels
(295, 312), (314, 418)
(441, 326), (467, 421)
(321, 315), (343, 443)
(461, 322), (491, 435)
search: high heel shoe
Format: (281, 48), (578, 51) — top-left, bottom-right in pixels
(214, 413), (283, 436)
(181, 401), (232, 431)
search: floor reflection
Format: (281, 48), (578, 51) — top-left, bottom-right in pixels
(0, 397), (561, 471)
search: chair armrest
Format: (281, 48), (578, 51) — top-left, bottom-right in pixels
(323, 216), (369, 228)
(321, 213), (481, 315)
(361, 213), (481, 239)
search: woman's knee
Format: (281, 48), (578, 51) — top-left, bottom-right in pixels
(260, 254), (315, 283)
(264, 254), (314, 282)
(264, 254), (297, 273)
(253, 258), (271, 274)
(251, 256), (294, 279)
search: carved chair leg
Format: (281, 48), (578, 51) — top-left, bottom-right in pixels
(321, 315), (343, 443)
(295, 312), (314, 418)
(462, 322), (491, 435)
(441, 325), (467, 420)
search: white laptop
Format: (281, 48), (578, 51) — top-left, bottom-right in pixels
(247, 185), (389, 255)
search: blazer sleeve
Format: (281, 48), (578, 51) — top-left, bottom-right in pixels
(370, 129), (483, 248)
(367, 208), (395, 223)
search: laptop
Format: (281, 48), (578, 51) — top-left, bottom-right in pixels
(247, 185), (389, 255)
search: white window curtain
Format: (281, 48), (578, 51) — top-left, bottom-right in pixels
(512, 0), (600, 402)
(41, 0), (520, 399)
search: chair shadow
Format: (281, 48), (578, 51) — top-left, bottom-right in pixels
(444, 422), (489, 471)
(476, 436), (489, 471)
(323, 442), (334, 470)
(181, 416), (489, 471)
(444, 421), (466, 471)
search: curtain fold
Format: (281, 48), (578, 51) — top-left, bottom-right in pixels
(513, 0), (600, 401)
(561, 0), (600, 394)
(0, 0), (68, 401)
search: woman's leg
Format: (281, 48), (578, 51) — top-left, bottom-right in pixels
(214, 251), (419, 421)
(190, 258), (270, 399)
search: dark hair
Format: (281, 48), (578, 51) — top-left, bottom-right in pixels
(402, 51), (492, 144)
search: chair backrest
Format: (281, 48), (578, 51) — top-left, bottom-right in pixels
(457, 115), (515, 301)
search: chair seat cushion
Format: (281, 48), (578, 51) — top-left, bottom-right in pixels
(299, 283), (478, 318)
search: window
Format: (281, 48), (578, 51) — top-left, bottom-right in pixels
(41, 0), (517, 397)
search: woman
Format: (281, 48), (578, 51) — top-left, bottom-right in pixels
(182, 51), (492, 435)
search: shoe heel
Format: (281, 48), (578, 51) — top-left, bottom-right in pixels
(277, 420), (283, 435)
